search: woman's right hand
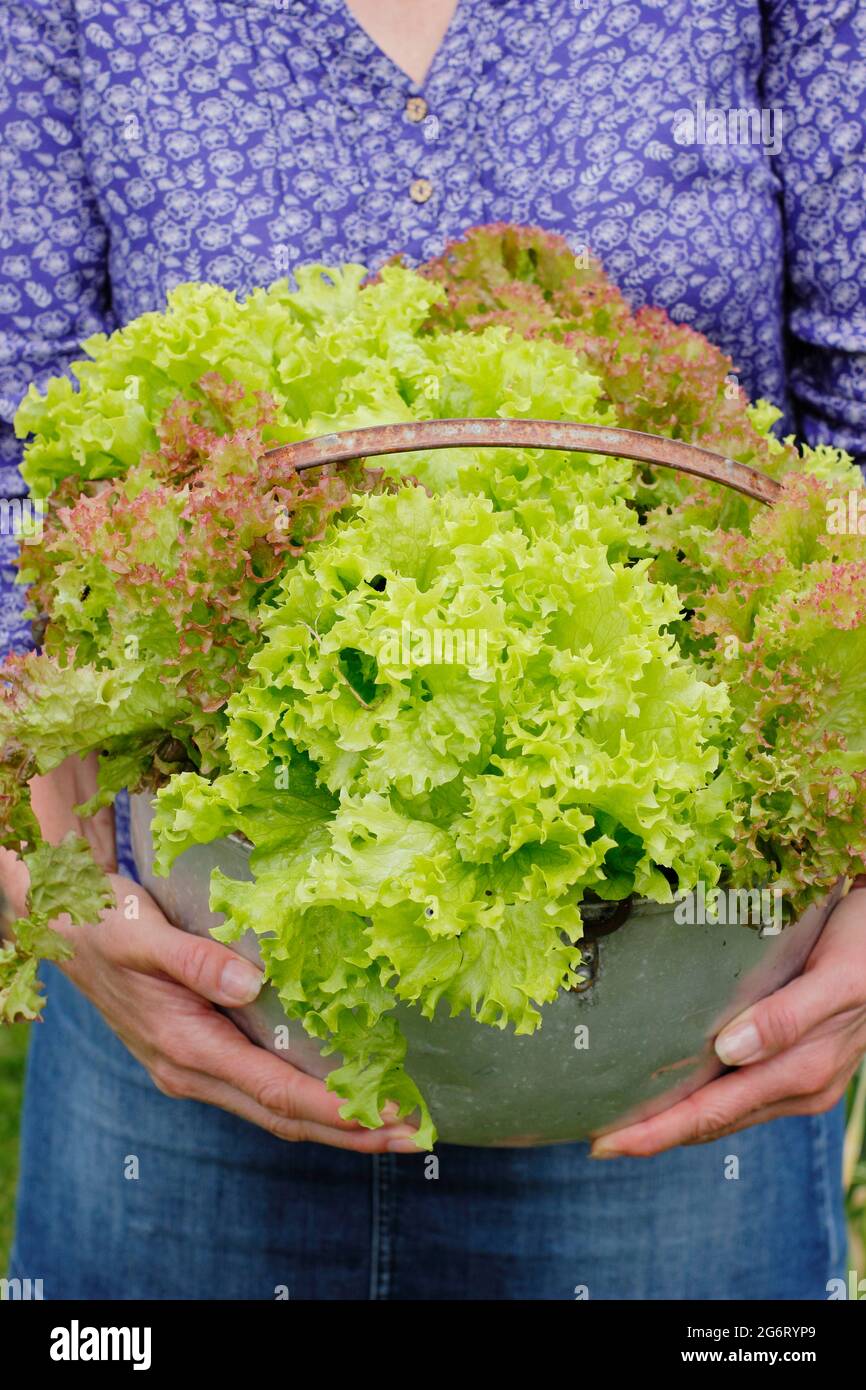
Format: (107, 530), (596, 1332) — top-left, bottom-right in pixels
(57, 873), (421, 1153)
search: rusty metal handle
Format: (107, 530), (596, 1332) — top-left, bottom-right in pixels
(263, 419), (781, 505)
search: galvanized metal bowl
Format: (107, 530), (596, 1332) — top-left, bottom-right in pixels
(130, 792), (840, 1147)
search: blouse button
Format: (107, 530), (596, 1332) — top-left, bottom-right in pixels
(406, 96), (428, 123)
(409, 177), (433, 203)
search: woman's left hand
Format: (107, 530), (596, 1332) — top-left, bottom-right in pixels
(590, 885), (866, 1158)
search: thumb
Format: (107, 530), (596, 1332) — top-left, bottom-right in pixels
(714, 969), (832, 1067)
(103, 879), (264, 1006)
(161, 929), (265, 1007)
(715, 891), (866, 1066)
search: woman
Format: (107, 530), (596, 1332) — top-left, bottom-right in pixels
(1, 0), (865, 1300)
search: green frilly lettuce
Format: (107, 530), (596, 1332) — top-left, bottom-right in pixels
(152, 484), (734, 1143)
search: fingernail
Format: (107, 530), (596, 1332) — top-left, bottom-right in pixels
(380, 1100), (402, 1123)
(589, 1142), (622, 1160)
(715, 1020), (761, 1066)
(220, 958), (263, 1004)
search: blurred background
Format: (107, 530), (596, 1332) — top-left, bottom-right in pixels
(847, 1064), (866, 1280)
(1, 1020), (864, 1287)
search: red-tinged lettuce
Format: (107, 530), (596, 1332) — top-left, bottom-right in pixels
(23, 392), (387, 742)
(0, 391), (391, 1019)
(417, 223), (859, 530)
(684, 473), (866, 901)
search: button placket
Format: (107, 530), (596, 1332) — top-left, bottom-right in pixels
(405, 93), (436, 203)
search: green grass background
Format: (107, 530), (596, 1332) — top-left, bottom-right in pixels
(1, 1021), (864, 1286)
(0, 1024), (27, 1269)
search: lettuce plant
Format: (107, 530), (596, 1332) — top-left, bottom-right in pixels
(0, 225), (864, 1147)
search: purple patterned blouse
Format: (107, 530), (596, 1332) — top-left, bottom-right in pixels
(1, 0), (865, 867)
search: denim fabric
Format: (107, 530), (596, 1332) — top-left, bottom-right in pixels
(9, 967), (847, 1301)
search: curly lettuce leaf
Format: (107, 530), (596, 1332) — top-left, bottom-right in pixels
(0, 832), (114, 1023)
(15, 265), (444, 499)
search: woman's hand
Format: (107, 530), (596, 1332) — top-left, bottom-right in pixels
(590, 886), (866, 1158)
(11, 755), (417, 1152)
(56, 873), (420, 1153)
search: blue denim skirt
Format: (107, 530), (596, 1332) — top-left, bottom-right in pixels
(8, 960), (848, 1301)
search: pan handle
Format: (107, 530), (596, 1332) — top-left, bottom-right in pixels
(263, 418), (781, 505)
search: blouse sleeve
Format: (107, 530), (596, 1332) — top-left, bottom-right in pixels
(761, 0), (866, 471)
(0, 0), (115, 653)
